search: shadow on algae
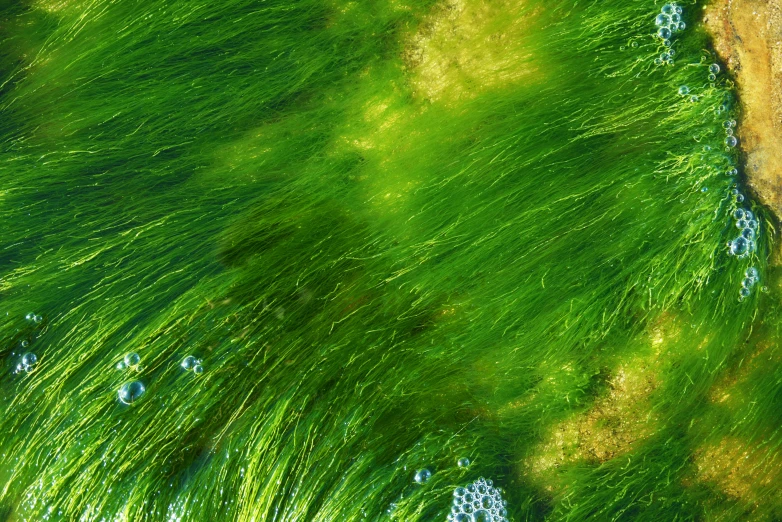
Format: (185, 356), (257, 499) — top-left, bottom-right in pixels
(1, 0), (781, 520)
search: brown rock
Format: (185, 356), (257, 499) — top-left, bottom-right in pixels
(704, 0), (782, 231)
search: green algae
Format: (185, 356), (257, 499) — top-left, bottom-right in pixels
(0, 0), (780, 520)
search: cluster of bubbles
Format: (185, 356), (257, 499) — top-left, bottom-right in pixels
(739, 267), (761, 300)
(651, 10), (757, 299)
(115, 353), (145, 404)
(14, 352), (38, 374)
(705, 62), (739, 149)
(118, 381), (146, 405)
(12, 312), (44, 374)
(24, 312), (42, 323)
(723, 118), (738, 148)
(727, 208), (758, 259)
(703, 61), (759, 299)
(116, 352), (141, 371)
(654, 3), (684, 64)
(448, 478), (508, 522)
(181, 355), (204, 375)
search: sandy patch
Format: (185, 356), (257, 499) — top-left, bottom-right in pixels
(404, 0), (541, 105)
(523, 314), (682, 490)
(695, 436), (782, 516)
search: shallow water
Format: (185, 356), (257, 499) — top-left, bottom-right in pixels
(1, 0), (781, 520)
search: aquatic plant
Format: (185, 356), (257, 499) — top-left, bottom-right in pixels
(1, 0), (781, 520)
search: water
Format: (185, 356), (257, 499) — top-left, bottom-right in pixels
(0, 0), (778, 520)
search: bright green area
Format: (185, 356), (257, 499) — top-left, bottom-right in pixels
(1, 0), (781, 520)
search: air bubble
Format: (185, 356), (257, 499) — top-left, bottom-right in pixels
(655, 14), (669, 26)
(193, 364), (204, 375)
(181, 356), (198, 370)
(733, 209), (745, 220)
(729, 237), (749, 256)
(745, 210), (754, 221)
(709, 63), (721, 74)
(658, 27), (672, 39)
(124, 352), (140, 367)
(473, 511), (491, 522)
(449, 478), (508, 522)
(708, 73), (717, 81)
(118, 381), (145, 405)
(21, 352), (37, 370)
(457, 457), (470, 468)
(116, 361), (127, 371)
(725, 136), (738, 148)
(728, 168), (738, 176)
(678, 85), (689, 95)
(631, 41), (639, 48)
(746, 267), (759, 280)
(740, 287), (751, 298)
(736, 194), (745, 203)
(671, 13), (681, 23)
(737, 219), (748, 229)
(662, 4), (674, 15)
(742, 228), (755, 240)
(414, 469), (431, 484)
(748, 219), (758, 229)
(678, 21), (686, 30)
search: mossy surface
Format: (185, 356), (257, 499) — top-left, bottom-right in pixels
(0, 0), (779, 520)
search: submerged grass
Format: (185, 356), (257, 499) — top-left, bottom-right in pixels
(0, 0), (780, 520)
